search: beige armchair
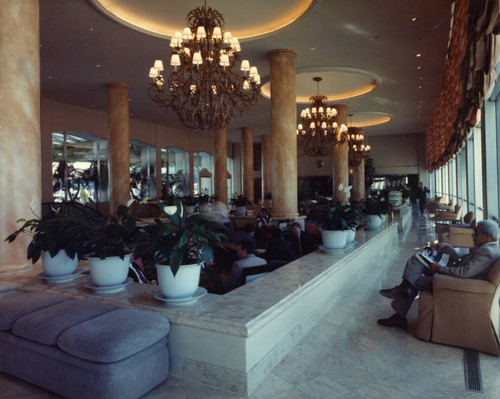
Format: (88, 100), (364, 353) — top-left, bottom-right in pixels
(434, 204), (462, 222)
(435, 211), (474, 242)
(416, 258), (500, 355)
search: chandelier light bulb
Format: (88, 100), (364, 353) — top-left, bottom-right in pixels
(192, 51), (203, 65)
(153, 60), (164, 71)
(311, 107), (317, 114)
(332, 108), (338, 116)
(196, 26), (206, 39)
(243, 80), (250, 90)
(223, 31), (232, 43)
(212, 26), (222, 39)
(219, 54), (230, 67)
(332, 122), (338, 128)
(249, 66), (258, 78)
(298, 124), (303, 130)
(310, 122), (315, 129)
(149, 67), (158, 78)
(254, 74), (261, 84)
(240, 60), (250, 72)
(183, 27), (192, 40)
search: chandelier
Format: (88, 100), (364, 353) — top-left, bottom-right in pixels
(296, 77), (348, 157)
(348, 126), (371, 166)
(147, 1), (261, 132)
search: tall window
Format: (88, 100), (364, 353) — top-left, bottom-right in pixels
(130, 140), (156, 200)
(161, 147), (189, 197)
(52, 131), (108, 203)
(193, 152), (214, 196)
(227, 156), (234, 200)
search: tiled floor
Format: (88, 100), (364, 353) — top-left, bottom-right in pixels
(2, 210), (500, 398)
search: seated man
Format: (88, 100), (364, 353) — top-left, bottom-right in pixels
(227, 223), (255, 246)
(265, 227), (297, 262)
(378, 220), (500, 329)
(220, 239), (267, 292)
(285, 222), (317, 258)
(256, 208), (273, 228)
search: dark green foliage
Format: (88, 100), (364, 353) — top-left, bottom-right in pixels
(5, 208), (93, 263)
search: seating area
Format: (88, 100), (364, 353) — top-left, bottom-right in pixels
(0, 291), (170, 399)
(417, 257), (500, 355)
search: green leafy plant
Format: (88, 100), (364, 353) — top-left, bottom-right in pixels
(231, 194), (252, 207)
(147, 198), (228, 276)
(361, 194), (393, 216)
(5, 208), (93, 263)
(85, 204), (145, 260)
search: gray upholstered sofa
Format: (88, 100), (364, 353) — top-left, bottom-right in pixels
(0, 291), (170, 399)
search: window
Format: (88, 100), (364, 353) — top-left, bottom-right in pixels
(52, 131), (108, 203)
(130, 141), (156, 200)
(193, 152), (214, 196)
(161, 147), (189, 198)
(227, 156), (234, 200)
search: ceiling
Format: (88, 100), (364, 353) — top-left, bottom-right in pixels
(40, 0), (453, 143)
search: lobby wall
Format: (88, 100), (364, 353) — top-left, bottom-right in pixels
(40, 99), (222, 202)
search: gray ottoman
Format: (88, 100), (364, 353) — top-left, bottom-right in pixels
(0, 291), (170, 399)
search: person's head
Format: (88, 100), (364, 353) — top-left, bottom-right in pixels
(291, 222), (302, 236)
(243, 223), (255, 236)
(419, 181), (423, 187)
(271, 227), (283, 241)
(237, 240), (255, 259)
(473, 220), (499, 246)
(260, 208), (268, 216)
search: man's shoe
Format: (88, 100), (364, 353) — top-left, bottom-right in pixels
(379, 285), (413, 300)
(377, 313), (408, 329)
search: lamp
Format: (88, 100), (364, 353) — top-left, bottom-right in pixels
(347, 124), (370, 166)
(296, 77), (348, 157)
(148, 1), (260, 132)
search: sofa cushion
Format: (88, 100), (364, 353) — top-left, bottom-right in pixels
(0, 292), (70, 331)
(58, 308), (170, 363)
(12, 299), (116, 345)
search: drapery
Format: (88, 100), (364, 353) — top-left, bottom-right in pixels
(427, 0), (499, 171)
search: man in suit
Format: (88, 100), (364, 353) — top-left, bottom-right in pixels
(418, 181), (430, 215)
(285, 222), (317, 258)
(220, 239), (267, 292)
(378, 220), (500, 329)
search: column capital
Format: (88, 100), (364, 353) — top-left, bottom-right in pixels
(267, 48), (297, 60)
(107, 82), (129, 90)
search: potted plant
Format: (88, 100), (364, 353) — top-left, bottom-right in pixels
(147, 198), (227, 299)
(361, 193), (392, 230)
(181, 195), (198, 214)
(231, 194), (252, 216)
(310, 201), (350, 250)
(264, 192), (272, 207)
(343, 201), (363, 242)
(85, 204), (145, 287)
(5, 208), (92, 277)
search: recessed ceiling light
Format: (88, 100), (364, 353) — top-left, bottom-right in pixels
(89, 27), (94, 31)
(417, 66), (422, 70)
(310, 47), (316, 51)
(96, 64), (101, 68)
(416, 53), (422, 57)
(411, 17), (418, 22)
(418, 86), (423, 89)
(419, 77), (424, 80)
(48, 76), (53, 80)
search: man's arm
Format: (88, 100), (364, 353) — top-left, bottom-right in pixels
(437, 246), (495, 278)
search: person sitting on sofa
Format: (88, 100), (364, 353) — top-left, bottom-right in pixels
(220, 239), (267, 292)
(377, 220), (500, 329)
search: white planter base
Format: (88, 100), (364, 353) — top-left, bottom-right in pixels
(366, 214), (383, 230)
(156, 263), (201, 299)
(320, 229), (347, 249)
(87, 254), (131, 287)
(42, 250), (78, 277)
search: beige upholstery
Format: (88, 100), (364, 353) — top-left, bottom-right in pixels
(417, 258), (500, 355)
(434, 205), (462, 222)
(441, 225), (475, 248)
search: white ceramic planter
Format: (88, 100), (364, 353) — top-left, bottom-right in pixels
(236, 206), (246, 216)
(365, 214), (383, 230)
(321, 229), (347, 249)
(184, 205), (195, 214)
(346, 228), (356, 243)
(87, 254), (131, 287)
(42, 250), (78, 277)
(156, 263), (201, 299)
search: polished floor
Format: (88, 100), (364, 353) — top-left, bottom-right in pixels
(2, 210), (500, 398)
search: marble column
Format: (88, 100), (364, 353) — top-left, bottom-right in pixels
(241, 127), (254, 202)
(107, 82), (130, 215)
(261, 134), (272, 199)
(0, 0), (41, 270)
(214, 128), (228, 204)
(353, 128), (366, 201)
(333, 104), (349, 204)
(268, 49), (298, 219)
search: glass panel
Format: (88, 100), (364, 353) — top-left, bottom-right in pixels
(227, 157), (234, 200)
(472, 126), (484, 220)
(52, 131), (105, 203)
(193, 151), (214, 196)
(130, 140), (156, 200)
(161, 147), (189, 198)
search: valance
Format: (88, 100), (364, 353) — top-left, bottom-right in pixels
(427, 0), (499, 171)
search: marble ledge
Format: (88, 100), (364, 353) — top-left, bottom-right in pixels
(1, 223), (399, 339)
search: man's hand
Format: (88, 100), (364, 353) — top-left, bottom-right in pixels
(430, 242), (450, 252)
(430, 262), (441, 272)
